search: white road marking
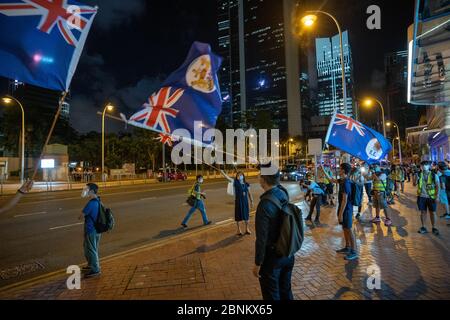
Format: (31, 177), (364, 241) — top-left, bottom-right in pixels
(14, 212), (47, 218)
(215, 218), (234, 225)
(140, 197), (157, 201)
(49, 222), (83, 231)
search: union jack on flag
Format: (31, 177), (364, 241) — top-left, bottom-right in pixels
(333, 113), (366, 137)
(0, 0), (97, 46)
(325, 112), (392, 164)
(0, 0), (97, 90)
(129, 87), (185, 146)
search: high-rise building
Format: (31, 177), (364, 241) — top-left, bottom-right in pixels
(217, 0), (302, 139)
(385, 50), (421, 138)
(315, 31), (355, 117)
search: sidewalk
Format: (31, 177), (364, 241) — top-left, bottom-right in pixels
(0, 182), (449, 300)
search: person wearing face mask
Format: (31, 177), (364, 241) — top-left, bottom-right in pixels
(181, 175), (211, 229)
(371, 165), (393, 226)
(77, 183), (102, 278)
(302, 173), (325, 225)
(220, 170), (254, 236)
(416, 161), (440, 235)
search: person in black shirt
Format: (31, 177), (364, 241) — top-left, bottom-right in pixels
(253, 169), (294, 300)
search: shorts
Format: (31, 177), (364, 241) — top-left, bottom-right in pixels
(417, 197), (437, 212)
(373, 191), (388, 209)
(342, 209), (353, 229)
(326, 183), (334, 195)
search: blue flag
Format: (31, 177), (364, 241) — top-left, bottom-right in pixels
(125, 42), (223, 146)
(0, 0), (98, 91)
(325, 112), (393, 164)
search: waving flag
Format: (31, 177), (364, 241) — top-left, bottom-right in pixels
(325, 112), (393, 164)
(0, 0), (98, 91)
(124, 42), (223, 146)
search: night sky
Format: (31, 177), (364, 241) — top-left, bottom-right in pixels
(1, 0), (416, 133)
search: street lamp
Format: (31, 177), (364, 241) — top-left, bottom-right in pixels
(2, 96), (25, 184)
(301, 11), (348, 115)
(363, 98), (386, 138)
(387, 121), (403, 164)
(102, 103), (115, 182)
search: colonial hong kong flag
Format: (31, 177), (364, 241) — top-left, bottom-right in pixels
(0, 0), (98, 91)
(124, 42), (223, 146)
(325, 112), (392, 164)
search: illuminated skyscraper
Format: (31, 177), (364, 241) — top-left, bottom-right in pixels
(217, 0), (302, 138)
(315, 31), (355, 116)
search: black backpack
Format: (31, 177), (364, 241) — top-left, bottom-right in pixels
(262, 194), (304, 258)
(95, 199), (115, 234)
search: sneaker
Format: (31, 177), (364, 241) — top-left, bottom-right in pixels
(305, 217), (312, 222)
(418, 227), (428, 234)
(440, 213), (450, 218)
(181, 223), (188, 229)
(372, 217), (381, 223)
(84, 271), (101, 278)
(355, 213), (361, 220)
(384, 218), (393, 227)
(336, 247), (350, 254)
(204, 221), (212, 226)
(344, 252), (359, 261)
(432, 228), (440, 236)
(314, 219), (321, 225)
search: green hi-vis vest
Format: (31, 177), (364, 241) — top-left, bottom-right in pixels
(417, 173), (436, 200)
(372, 178), (386, 192)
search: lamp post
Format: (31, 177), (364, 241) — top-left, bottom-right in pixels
(2, 96), (25, 184)
(362, 98), (386, 138)
(301, 11), (348, 115)
(387, 121), (403, 164)
(102, 104), (114, 182)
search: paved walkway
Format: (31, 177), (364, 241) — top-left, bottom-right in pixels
(0, 182), (449, 300)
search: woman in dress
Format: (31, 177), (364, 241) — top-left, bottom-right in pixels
(220, 170), (254, 236)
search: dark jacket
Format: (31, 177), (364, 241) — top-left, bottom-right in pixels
(255, 185), (289, 266)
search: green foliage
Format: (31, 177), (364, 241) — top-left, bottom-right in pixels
(68, 128), (162, 171)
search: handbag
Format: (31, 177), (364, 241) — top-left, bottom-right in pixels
(186, 195), (196, 207)
(186, 184), (197, 207)
(227, 181), (235, 196)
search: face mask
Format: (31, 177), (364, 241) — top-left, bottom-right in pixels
(81, 187), (90, 198)
(423, 165), (430, 171)
(239, 176), (244, 182)
(199, 179), (204, 184)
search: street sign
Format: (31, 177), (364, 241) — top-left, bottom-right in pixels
(308, 139), (322, 156)
(41, 159), (55, 169)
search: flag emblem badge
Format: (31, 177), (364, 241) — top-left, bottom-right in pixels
(186, 54), (215, 93)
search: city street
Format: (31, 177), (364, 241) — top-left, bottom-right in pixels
(0, 178), (302, 288)
(0, 181), (448, 300)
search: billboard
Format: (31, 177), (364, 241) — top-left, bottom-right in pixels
(408, 0), (450, 105)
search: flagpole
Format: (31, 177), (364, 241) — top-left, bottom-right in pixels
(31, 91), (68, 182)
(324, 111), (338, 147)
(162, 143), (166, 183)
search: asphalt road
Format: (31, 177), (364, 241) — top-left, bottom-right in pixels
(0, 179), (302, 287)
